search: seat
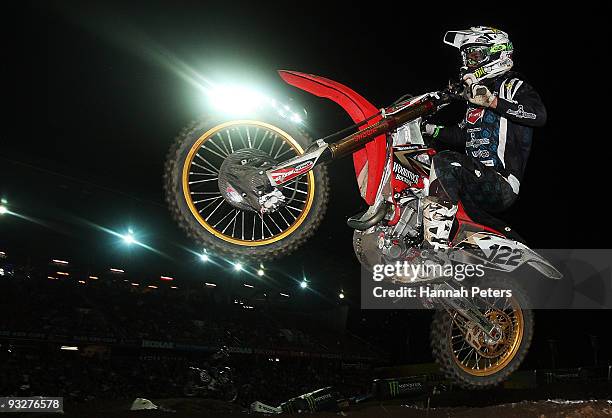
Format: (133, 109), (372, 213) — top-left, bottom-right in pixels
(461, 201), (526, 244)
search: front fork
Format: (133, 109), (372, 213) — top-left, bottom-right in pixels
(261, 95), (442, 191)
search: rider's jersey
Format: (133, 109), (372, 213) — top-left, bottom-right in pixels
(434, 73), (546, 194)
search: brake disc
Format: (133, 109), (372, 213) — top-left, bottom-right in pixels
(218, 148), (276, 211)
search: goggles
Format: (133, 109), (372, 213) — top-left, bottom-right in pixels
(461, 45), (491, 68)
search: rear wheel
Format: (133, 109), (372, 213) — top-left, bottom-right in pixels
(164, 114), (329, 260)
(221, 384), (238, 403)
(183, 381), (200, 397)
(430, 277), (533, 389)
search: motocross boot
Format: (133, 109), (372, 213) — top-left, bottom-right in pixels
(422, 196), (458, 251)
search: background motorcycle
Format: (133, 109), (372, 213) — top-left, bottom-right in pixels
(164, 71), (562, 389)
(183, 348), (238, 402)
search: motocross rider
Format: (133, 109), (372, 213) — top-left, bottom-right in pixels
(421, 26), (546, 250)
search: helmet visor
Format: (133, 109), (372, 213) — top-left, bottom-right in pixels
(461, 46), (490, 69)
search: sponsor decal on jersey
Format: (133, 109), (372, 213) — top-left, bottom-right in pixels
(466, 108), (485, 124)
(507, 105), (536, 119)
(472, 149), (490, 158)
(269, 160), (314, 184)
(466, 137), (490, 148)
(393, 161), (420, 185)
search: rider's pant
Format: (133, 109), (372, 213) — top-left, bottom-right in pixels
(429, 151), (517, 213)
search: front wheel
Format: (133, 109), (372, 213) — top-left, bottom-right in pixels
(430, 277), (534, 389)
(164, 114), (330, 260)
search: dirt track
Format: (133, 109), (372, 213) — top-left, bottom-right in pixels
(20, 398), (611, 418)
(20, 382), (612, 417)
(332, 400), (612, 418)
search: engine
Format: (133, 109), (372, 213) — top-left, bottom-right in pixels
(353, 196), (422, 271)
(353, 118), (432, 271)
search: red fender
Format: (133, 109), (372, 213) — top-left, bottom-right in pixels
(452, 201), (505, 243)
(278, 70), (386, 205)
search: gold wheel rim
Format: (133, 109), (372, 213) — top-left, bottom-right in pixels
(182, 120), (315, 246)
(449, 297), (524, 376)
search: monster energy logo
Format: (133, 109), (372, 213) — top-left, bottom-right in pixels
(388, 380), (423, 397)
(304, 393), (332, 411)
(388, 380), (400, 396)
(305, 395), (315, 411)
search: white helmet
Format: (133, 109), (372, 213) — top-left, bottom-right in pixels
(443, 26), (514, 81)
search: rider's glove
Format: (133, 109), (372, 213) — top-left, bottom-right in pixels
(462, 74), (496, 108)
(421, 122), (441, 138)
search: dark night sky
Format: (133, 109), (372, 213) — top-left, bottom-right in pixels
(1, 1), (610, 361)
(1, 0), (609, 288)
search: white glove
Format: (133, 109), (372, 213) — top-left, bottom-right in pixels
(423, 123), (437, 136)
(462, 74), (496, 107)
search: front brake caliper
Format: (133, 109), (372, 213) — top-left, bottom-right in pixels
(258, 189), (285, 213)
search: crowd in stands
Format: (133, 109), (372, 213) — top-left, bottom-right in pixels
(0, 265), (377, 405)
(0, 343), (372, 405)
(0, 269), (381, 358)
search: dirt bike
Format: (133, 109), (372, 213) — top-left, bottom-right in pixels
(183, 365), (238, 402)
(164, 70), (562, 389)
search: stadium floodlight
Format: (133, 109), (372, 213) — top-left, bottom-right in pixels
(171, 286), (178, 289)
(200, 252), (210, 262)
(110, 268), (125, 273)
(208, 85), (267, 115)
(148, 285), (158, 289)
(300, 280), (308, 289)
(78, 280), (85, 284)
(160, 276), (174, 281)
(0, 205), (8, 215)
(257, 263), (265, 276)
(233, 262), (243, 272)
(243, 283), (254, 288)
(204, 282), (217, 288)
(131, 283), (140, 286)
(122, 228), (136, 245)
(0, 268), (5, 276)
(0, 198), (7, 204)
(339, 292), (345, 299)
(52, 259), (69, 265)
(280, 292), (290, 297)
(56, 271), (69, 276)
(89, 276), (99, 280)
(60, 346), (79, 351)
